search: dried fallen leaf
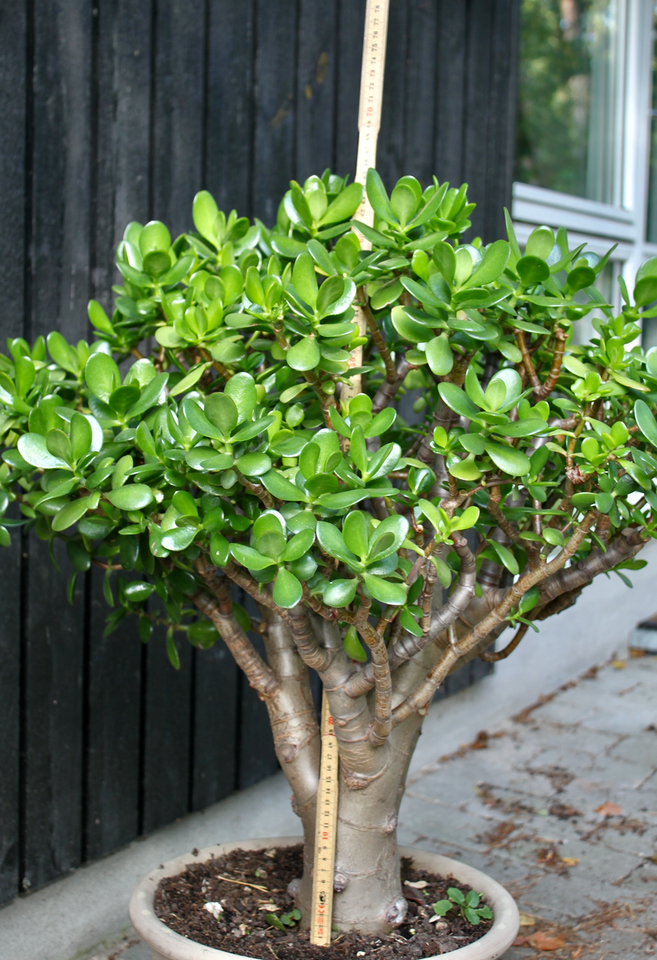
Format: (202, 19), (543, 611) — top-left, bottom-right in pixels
(527, 931), (565, 951)
(519, 912), (537, 926)
(404, 880), (428, 889)
(596, 802), (623, 817)
(611, 659), (626, 669)
(513, 936), (528, 947)
(561, 856), (581, 866)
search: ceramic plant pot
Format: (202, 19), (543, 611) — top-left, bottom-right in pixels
(129, 836), (520, 960)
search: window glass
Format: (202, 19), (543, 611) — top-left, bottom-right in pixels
(646, 3), (657, 242)
(571, 260), (617, 344)
(516, 0), (622, 204)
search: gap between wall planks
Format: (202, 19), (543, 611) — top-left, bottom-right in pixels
(0, 0), (514, 907)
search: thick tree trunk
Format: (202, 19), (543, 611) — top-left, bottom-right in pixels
(292, 706), (423, 934)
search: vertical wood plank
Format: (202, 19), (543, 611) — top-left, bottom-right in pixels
(140, 0), (206, 835)
(462, 0), (494, 240)
(94, 0), (153, 312)
(334, 0), (365, 177)
(205, 0), (255, 217)
(191, 643), (239, 811)
(252, 0), (299, 225)
(29, 0), (93, 345)
(237, 631), (278, 790)
(84, 0), (153, 862)
(235, 594), (278, 790)
(377, 0), (409, 189)
(21, 0), (93, 891)
(0, 0), (27, 906)
(402, 0), (438, 186)
(483, 0), (520, 241)
(296, 0), (338, 183)
(22, 542), (85, 889)
(152, 0), (206, 236)
(434, 0), (467, 186)
(142, 630), (193, 834)
(84, 571), (142, 860)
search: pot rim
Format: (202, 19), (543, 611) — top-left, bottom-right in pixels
(129, 836), (520, 960)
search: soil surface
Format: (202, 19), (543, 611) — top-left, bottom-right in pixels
(154, 844), (492, 958)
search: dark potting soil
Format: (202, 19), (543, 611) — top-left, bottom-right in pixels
(154, 844), (492, 958)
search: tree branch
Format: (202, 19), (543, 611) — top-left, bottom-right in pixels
(534, 326), (567, 399)
(193, 583), (280, 699)
(515, 330), (541, 390)
(285, 601), (331, 672)
(344, 533), (476, 698)
(479, 622), (529, 662)
(391, 509), (599, 725)
(371, 357), (411, 414)
(354, 599), (392, 747)
(359, 292), (397, 384)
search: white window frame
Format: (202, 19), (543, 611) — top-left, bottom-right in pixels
(512, 0), (656, 314)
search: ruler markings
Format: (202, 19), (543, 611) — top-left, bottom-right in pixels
(342, 0), (390, 404)
(309, 692), (340, 945)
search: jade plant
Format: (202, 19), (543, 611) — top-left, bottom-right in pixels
(1, 168), (656, 936)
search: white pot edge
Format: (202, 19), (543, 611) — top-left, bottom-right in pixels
(129, 836), (520, 960)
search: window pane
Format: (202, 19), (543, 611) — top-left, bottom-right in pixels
(571, 260), (617, 344)
(646, 3), (657, 242)
(516, 0), (622, 204)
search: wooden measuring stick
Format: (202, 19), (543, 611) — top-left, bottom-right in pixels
(309, 692), (340, 945)
(342, 0), (390, 404)
(309, 7), (390, 943)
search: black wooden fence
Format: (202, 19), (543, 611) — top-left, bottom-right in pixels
(0, 0), (519, 905)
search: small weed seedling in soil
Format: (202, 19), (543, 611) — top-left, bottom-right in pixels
(266, 908), (301, 931)
(155, 846), (494, 958)
(433, 888), (493, 926)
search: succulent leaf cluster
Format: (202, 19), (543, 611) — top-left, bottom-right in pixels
(1, 167), (656, 664)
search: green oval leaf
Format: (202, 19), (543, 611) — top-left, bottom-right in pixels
(234, 452), (272, 477)
(362, 573), (407, 606)
(106, 484), (154, 510)
(52, 497), (91, 532)
(343, 622), (367, 659)
(316, 520), (358, 565)
(139, 220), (171, 255)
(85, 353), (121, 402)
(516, 256), (550, 285)
(634, 399), (657, 446)
(193, 191), (219, 243)
(462, 239), (509, 288)
(292, 253), (318, 307)
(325, 578), (359, 609)
(425, 334), (453, 376)
(319, 182), (363, 226)
(224, 372), (257, 423)
(270, 236), (308, 260)
(231, 543), (277, 571)
(287, 337), (320, 371)
(18, 433), (69, 470)
(438, 382), (479, 419)
(272, 567), (303, 608)
(484, 441), (531, 476)
(260, 469), (307, 502)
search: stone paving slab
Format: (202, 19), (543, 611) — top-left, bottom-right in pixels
(399, 654), (657, 959)
(74, 655), (657, 960)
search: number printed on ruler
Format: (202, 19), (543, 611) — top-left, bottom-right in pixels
(310, 695), (340, 945)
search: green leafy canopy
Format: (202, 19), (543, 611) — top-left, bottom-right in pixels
(1, 170), (656, 672)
